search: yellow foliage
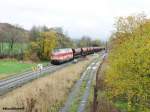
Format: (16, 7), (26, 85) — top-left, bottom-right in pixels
(40, 31), (57, 59)
(105, 15), (150, 112)
(25, 31), (57, 61)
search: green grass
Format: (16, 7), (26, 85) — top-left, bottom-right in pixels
(0, 60), (36, 79)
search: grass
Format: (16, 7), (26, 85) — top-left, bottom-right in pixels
(0, 55), (95, 112)
(0, 59), (49, 79)
(0, 60), (34, 74)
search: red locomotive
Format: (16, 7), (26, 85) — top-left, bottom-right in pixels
(51, 48), (73, 64)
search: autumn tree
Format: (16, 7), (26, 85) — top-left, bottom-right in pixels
(27, 31), (57, 60)
(105, 13), (150, 112)
(39, 31), (57, 60)
(110, 13), (146, 48)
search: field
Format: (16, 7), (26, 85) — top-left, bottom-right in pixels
(0, 59), (36, 79)
(0, 55), (95, 112)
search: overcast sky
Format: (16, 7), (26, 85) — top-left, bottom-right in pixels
(0, 0), (150, 41)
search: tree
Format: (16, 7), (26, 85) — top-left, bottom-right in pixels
(91, 39), (102, 46)
(28, 31), (57, 60)
(105, 13), (150, 111)
(30, 26), (49, 41)
(51, 28), (74, 48)
(77, 36), (92, 47)
(39, 31), (57, 60)
(0, 25), (29, 58)
(110, 13), (147, 48)
(76, 36), (102, 47)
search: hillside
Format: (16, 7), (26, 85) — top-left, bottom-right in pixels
(0, 23), (28, 33)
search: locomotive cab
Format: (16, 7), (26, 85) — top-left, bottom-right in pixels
(51, 48), (73, 64)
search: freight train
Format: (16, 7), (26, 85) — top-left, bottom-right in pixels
(51, 47), (105, 64)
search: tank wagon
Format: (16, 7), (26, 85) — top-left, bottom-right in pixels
(51, 47), (104, 64)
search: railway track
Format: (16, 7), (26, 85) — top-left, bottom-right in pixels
(0, 62), (72, 96)
(59, 53), (106, 112)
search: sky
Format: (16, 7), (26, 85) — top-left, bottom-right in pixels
(0, 0), (150, 41)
